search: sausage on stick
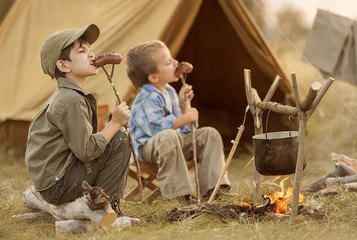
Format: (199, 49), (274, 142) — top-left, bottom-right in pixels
(93, 53), (143, 203)
(175, 62), (200, 203)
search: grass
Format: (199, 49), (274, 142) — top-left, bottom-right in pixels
(2, 25), (357, 240)
(1, 142), (357, 239)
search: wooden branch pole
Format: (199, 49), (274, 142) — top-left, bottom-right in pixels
(263, 74), (281, 102)
(244, 69), (281, 203)
(207, 106), (248, 203)
(244, 69), (261, 203)
(21, 186), (116, 229)
(301, 81), (322, 110)
(256, 102), (298, 116)
(289, 75), (334, 225)
(244, 69), (334, 225)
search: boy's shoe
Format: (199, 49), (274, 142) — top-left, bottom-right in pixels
(112, 216), (141, 228)
(202, 185), (231, 201)
(111, 199), (141, 226)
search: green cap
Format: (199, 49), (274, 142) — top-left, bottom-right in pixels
(40, 24), (100, 78)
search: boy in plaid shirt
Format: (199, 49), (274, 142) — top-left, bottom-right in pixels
(126, 40), (230, 204)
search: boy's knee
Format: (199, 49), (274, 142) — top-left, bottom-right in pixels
(109, 130), (131, 153)
(159, 129), (181, 144)
(202, 126), (221, 139)
(156, 129), (182, 156)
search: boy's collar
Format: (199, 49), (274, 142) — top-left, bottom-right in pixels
(57, 77), (91, 96)
(142, 83), (172, 93)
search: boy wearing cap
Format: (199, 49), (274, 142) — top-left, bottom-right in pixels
(25, 24), (131, 218)
(126, 40), (230, 204)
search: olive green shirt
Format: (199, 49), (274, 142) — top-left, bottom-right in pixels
(25, 77), (107, 191)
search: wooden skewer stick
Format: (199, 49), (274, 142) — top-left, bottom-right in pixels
(102, 64), (143, 203)
(180, 73), (201, 203)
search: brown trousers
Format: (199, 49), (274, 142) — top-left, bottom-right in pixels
(40, 130), (131, 205)
(142, 127), (230, 200)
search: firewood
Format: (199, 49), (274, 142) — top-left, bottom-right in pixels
(342, 182), (357, 191)
(312, 184), (339, 198)
(313, 181), (357, 197)
(301, 163), (355, 192)
(325, 174), (357, 185)
(331, 152), (357, 171)
(337, 162), (357, 175)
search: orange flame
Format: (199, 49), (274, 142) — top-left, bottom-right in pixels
(236, 198), (252, 209)
(263, 177), (304, 214)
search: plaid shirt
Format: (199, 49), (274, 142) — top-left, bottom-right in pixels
(129, 83), (191, 161)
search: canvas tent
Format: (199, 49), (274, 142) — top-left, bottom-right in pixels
(0, 0), (294, 153)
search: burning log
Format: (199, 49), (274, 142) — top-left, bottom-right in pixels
(167, 178), (306, 222)
(166, 200), (272, 222)
(166, 199), (306, 222)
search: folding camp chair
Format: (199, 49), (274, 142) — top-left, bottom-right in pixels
(124, 160), (194, 202)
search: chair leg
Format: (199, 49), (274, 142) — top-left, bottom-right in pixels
(124, 164), (160, 202)
(124, 160), (195, 202)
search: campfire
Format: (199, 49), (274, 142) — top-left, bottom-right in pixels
(166, 177), (305, 222)
(262, 177), (303, 214)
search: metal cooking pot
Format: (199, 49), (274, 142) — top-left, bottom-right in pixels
(252, 105), (306, 176)
(253, 131), (306, 175)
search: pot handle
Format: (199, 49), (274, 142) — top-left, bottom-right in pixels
(265, 103), (293, 140)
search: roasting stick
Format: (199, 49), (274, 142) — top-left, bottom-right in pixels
(176, 62), (200, 203)
(93, 53), (143, 203)
(207, 105), (249, 203)
(181, 74), (200, 204)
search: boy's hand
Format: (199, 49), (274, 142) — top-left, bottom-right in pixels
(173, 106), (198, 130)
(111, 101), (131, 128)
(179, 84), (194, 110)
(185, 107), (199, 123)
